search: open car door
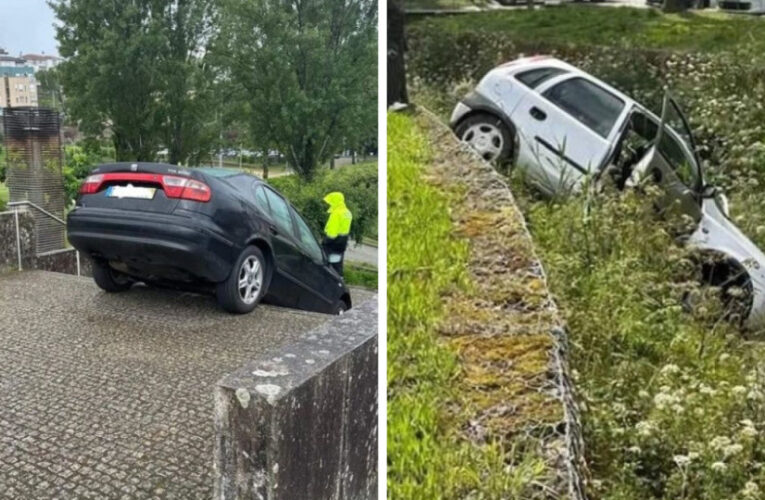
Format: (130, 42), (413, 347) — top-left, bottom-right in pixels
(632, 92), (704, 224)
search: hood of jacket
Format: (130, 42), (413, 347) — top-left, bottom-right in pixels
(324, 192), (347, 212)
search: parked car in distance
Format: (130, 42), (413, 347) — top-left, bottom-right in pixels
(716, 0), (765, 13)
(451, 56), (765, 330)
(67, 164), (351, 315)
(646, 0), (710, 9)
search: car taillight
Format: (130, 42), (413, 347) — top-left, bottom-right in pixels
(77, 172), (211, 202)
(79, 174), (104, 194)
(162, 175), (212, 202)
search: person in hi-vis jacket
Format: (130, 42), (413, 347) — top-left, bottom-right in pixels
(321, 192), (352, 275)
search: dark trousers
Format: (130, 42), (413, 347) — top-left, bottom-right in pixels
(322, 235), (349, 276)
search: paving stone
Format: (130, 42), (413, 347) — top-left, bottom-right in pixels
(0, 271), (373, 498)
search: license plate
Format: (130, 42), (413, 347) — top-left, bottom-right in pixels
(106, 185), (157, 200)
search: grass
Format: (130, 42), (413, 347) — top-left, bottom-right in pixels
(388, 111), (556, 499)
(409, 6), (765, 53)
(344, 263), (378, 289)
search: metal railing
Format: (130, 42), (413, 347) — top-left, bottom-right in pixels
(5, 200), (81, 276)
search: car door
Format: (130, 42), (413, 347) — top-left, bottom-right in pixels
(258, 186), (305, 307)
(645, 94), (704, 224)
(512, 74), (627, 194)
(289, 205), (340, 313)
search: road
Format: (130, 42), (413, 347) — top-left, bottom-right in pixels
(345, 243), (378, 267)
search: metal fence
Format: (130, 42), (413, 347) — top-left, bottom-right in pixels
(3, 107), (66, 254)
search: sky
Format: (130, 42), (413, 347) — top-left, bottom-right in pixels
(0, 0), (59, 57)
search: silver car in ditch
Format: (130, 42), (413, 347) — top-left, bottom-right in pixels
(451, 56), (765, 329)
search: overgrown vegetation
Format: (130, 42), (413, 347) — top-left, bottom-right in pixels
(269, 162), (378, 242)
(403, 6), (765, 499)
(388, 112), (554, 499)
(520, 184), (765, 499)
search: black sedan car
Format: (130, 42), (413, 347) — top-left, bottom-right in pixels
(67, 163), (351, 314)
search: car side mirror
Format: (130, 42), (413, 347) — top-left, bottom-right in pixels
(716, 192), (730, 217)
(702, 184), (730, 217)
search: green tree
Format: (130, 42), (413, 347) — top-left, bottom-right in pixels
(50, 0), (215, 164)
(35, 68), (64, 111)
(214, 0), (377, 179)
(158, 0), (217, 164)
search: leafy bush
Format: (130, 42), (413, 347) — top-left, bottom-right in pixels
(268, 162), (378, 243)
(62, 144), (104, 207)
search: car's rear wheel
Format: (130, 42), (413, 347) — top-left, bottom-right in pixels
(217, 246), (268, 314)
(455, 113), (514, 166)
(92, 261), (134, 293)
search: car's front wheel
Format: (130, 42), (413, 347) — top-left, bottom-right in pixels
(455, 113), (514, 166)
(92, 261), (134, 293)
(216, 246), (268, 314)
(333, 300), (349, 316)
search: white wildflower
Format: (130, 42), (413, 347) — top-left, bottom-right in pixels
(711, 461), (727, 472)
(636, 421), (654, 437)
(723, 443), (744, 458)
(710, 436), (731, 450)
(742, 481), (761, 499)
(661, 364), (680, 376)
(654, 393), (674, 410)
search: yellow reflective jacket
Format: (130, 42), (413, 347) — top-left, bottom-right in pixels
(323, 192), (352, 238)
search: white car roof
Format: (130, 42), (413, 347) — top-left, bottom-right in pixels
(490, 56), (637, 108)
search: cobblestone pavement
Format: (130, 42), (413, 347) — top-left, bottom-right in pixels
(0, 271), (375, 499)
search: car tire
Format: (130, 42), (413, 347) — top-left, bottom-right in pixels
(685, 255), (753, 326)
(333, 300), (349, 316)
(92, 261), (134, 293)
(454, 113), (514, 168)
(216, 246), (268, 314)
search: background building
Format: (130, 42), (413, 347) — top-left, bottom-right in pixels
(0, 48), (42, 109)
(1, 75), (38, 108)
(21, 53), (62, 72)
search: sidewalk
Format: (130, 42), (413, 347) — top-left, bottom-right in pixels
(346, 242), (378, 267)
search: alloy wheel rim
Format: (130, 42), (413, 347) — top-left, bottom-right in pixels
(462, 123), (503, 162)
(238, 256), (263, 304)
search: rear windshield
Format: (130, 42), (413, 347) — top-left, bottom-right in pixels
(515, 67), (568, 89)
(195, 167), (244, 177)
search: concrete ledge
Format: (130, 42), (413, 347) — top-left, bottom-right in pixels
(214, 298), (378, 500)
(0, 209), (92, 276)
(35, 247), (93, 277)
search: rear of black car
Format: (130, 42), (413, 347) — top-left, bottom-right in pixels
(67, 162), (237, 285)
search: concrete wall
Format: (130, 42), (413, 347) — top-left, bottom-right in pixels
(0, 210), (35, 272)
(214, 298), (378, 500)
(0, 209), (91, 276)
